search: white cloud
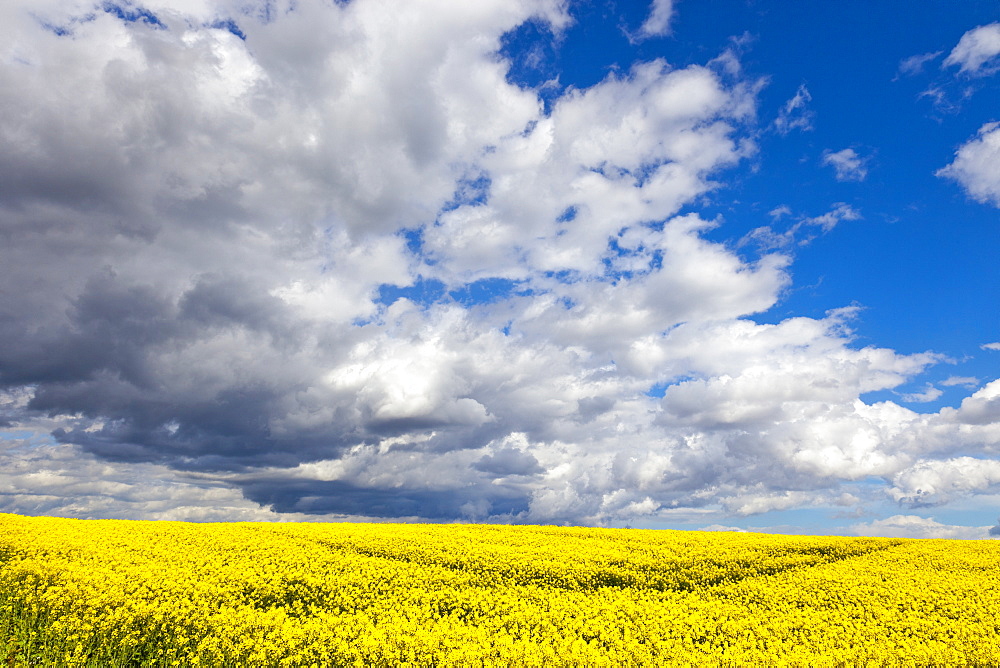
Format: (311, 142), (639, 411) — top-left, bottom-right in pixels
(822, 148), (869, 182)
(425, 59), (757, 282)
(805, 203), (862, 231)
(852, 515), (991, 539)
(984, 342), (1000, 351)
(941, 376), (979, 388)
(938, 122), (1000, 206)
(888, 456), (1000, 506)
(899, 384), (943, 403)
(745, 203), (860, 249)
(897, 51), (941, 77)
(768, 205), (792, 220)
(639, 0), (674, 38)
(699, 524), (746, 532)
(723, 490), (818, 516)
(944, 379), (1000, 426)
(774, 84), (813, 134)
(943, 22), (1000, 75)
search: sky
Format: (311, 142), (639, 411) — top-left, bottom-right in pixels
(1, 0), (999, 539)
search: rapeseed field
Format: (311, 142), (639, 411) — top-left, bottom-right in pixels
(1, 513), (998, 666)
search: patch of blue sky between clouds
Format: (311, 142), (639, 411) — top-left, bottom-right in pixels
(101, 2), (164, 28)
(375, 277), (446, 310)
(440, 173), (492, 213)
(210, 18), (246, 40)
(36, 3), (248, 41)
(448, 278), (531, 307)
(396, 228), (428, 260)
(0, 431), (36, 442)
(540, 270), (583, 286)
(374, 277), (530, 311)
(498, 17), (563, 114)
(644, 381), (670, 399)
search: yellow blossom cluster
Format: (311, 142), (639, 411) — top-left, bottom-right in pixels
(1, 513), (999, 666)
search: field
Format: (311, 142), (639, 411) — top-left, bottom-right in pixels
(1, 514), (999, 666)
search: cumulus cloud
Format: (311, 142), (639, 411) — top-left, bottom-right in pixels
(984, 342), (1000, 351)
(638, 0), (674, 38)
(943, 380), (1000, 426)
(888, 455), (1000, 506)
(822, 148), (869, 182)
(774, 84), (813, 134)
(943, 22), (1000, 75)
(0, 0), (998, 528)
(852, 515), (991, 539)
(937, 122), (1000, 206)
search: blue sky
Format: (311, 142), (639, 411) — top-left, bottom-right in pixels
(520, 0), (1000, 413)
(1, 0), (999, 538)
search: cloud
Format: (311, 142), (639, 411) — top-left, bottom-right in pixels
(425, 60), (758, 282)
(898, 384), (943, 403)
(744, 203), (860, 249)
(941, 376), (979, 388)
(937, 122), (1000, 206)
(822, 148), (869, 182)
(804, 203), (862, 231)
(888, 456), (1000, 506)
(914, 25), (996, 114)
(699, 524), (746, 532)
(943, 22), (1000, 75)
(917, 85), (965, 116)
(638, 0), (674, 38)
(852, 515), (990, 539)
(896, 51), (941, 77)
(0, 432), (318, 522)
(944, 379), (1000, 426)
(473, 439), (545, 477)
(0, 0), (783, 523)
(984, 342), (1000, 351)
(774, 84), (813, 134)
(768, 205), (792, 220)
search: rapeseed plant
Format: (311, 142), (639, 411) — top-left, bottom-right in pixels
(1, 513), (998, 666)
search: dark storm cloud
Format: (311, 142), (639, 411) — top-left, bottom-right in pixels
(241, 478), (532, 519)
(12, 268), (356, 471)
(473, 447), (545, 476)
(178, 275), (293, 336)
(0, 273), (179, 386)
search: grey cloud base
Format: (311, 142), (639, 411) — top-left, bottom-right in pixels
(2, 0), (999, 533)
